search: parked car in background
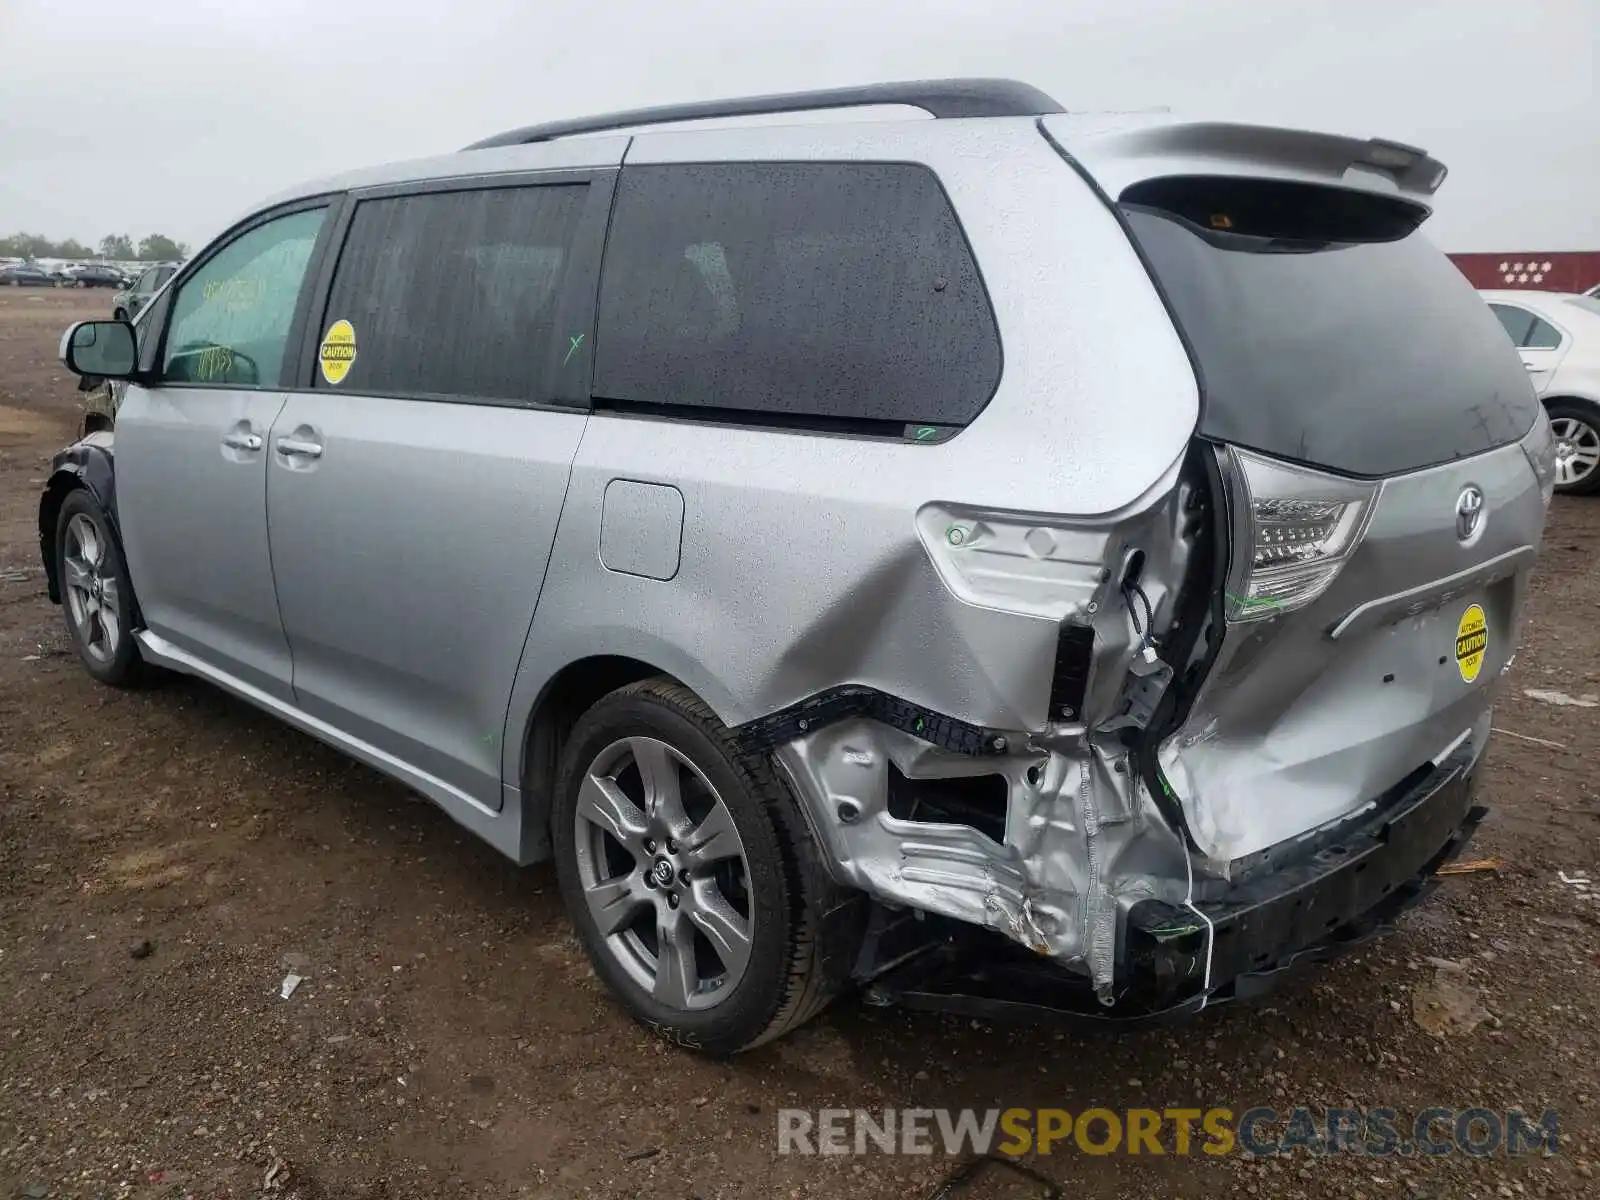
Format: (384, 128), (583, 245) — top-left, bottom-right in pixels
(42, 80), (1551, 1054)
(1482, 290), (1600, 494)
(111, 262), (178, 321)
(62, 264), (128, 289)
(0, 263), (57, 287)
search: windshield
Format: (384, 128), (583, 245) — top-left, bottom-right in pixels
(1123, 206), (1538, 478)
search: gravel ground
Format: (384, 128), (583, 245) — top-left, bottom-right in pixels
(1, 289), (1597, 1199)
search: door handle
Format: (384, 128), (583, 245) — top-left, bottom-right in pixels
(1524, 361), (1542, 372)
(276, 437), (323, 459)
(221, 431), (262, 451)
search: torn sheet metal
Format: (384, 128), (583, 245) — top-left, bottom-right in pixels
(776, 463), (1208, 995)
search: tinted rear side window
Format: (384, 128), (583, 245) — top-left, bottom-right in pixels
(1525, 317), (1562, 349)
(1123, 207), (1537, 477)
(1490, 303), (1536, 345)
(318, 185), (585, 402)
(594, 162), (1000, 429)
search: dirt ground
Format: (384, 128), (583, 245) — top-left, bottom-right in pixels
(1, 288), (1598, 1200)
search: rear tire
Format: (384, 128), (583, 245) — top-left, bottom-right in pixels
(1547, 399), (1600, 496)
(56, 490), (149, 687)
(551, 677), (864, 1055)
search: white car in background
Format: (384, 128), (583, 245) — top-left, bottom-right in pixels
(1482, 290), (1600, 494)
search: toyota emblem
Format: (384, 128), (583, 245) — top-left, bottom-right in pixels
(1455, 485), (1485, 543)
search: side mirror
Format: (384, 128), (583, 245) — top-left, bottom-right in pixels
(60, 320), (138, 380)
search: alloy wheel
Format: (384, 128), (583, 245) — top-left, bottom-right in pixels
(61, 513), (121, 663)
(1551, 415), (1600, 489)
(572, 736), (754, 1011)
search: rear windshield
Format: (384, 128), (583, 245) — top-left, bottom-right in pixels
(1122, 205), (1538, 478)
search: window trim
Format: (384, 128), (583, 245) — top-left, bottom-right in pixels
(589, 157), (1003, 438)
(148, 194), (346, 392)
(288, 167), (617, 412)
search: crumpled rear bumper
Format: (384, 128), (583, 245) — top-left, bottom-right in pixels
(866, 755), (1484, 1025)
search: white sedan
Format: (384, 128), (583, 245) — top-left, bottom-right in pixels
(1482, 289), (1600, 494)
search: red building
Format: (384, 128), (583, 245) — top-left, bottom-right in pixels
(1448, 251), (1600, 294)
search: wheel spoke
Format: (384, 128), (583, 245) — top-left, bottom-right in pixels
(652, 911), (698, 1008)
(62, 554), (92, 594)
(576, 772), (649, 854)
(630, 738), (688, 831)
(683, 884), (752, 980)
(97, 597), (120, 654)
(86, 612), (109, 657)
(585, 869), (648, 936)
(70, 516), (102, 567)
(681, 800), (743, 871)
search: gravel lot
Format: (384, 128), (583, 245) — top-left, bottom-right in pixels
(2, 289), (1598, 1199)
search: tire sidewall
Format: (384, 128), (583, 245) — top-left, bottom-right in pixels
(552, 688), (796, 1054)
(56, 490), (142, 685)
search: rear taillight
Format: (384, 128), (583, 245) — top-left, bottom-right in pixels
(1222, 447), (1377, 623)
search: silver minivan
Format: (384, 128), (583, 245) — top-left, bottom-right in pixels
(42, 80), (1555, 1054)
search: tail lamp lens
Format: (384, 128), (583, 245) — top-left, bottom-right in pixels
(1225, 448), (1376, 623)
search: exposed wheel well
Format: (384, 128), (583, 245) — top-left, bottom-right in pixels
(522, 655), (675, 814)
(37, 476), (82, 603)
(1544, 395), (1600, 414)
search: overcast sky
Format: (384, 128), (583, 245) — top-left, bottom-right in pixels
(1, 0), (1593, 254)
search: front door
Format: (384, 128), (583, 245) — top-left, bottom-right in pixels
(115, 204), (332, 700)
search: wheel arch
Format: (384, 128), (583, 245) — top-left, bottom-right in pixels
(38, 439), (119, 605)
(516, 654), (691, 837)
(1543, 393), (1600, 415)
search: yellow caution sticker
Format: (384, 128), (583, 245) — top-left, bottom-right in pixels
(318, 319), (357, 385)
(1454, 603), (1488, 683)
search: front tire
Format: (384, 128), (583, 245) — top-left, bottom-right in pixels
(1547, 400), (1600, 496)
(551, 678), (863, 1055)
(56, 490), (148, 687)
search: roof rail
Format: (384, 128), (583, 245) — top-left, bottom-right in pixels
(461, 78), (1063, 150)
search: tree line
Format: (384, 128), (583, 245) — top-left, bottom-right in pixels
(0, 232), (189, 262)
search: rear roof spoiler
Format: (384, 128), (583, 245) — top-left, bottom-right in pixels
(1041, 115), (1448, 204)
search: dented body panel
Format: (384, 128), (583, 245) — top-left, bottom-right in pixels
(1164, 443), (1541, 864)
